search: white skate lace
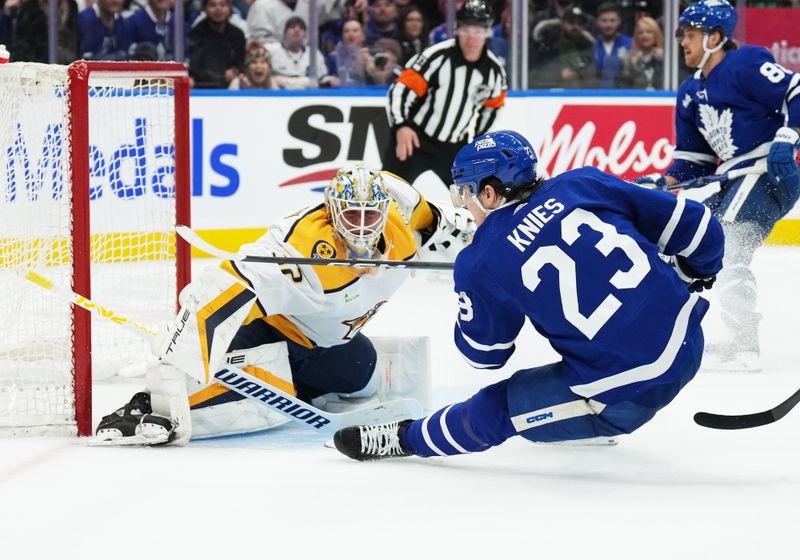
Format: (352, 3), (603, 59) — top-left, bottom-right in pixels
(358, 422), (405, 457)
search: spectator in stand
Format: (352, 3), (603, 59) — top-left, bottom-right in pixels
(229, 43), (278, 88)
(365, 36), (401, 84)
(364, 0), (398, 45)
(532, 0), (589, 31)
(397, 4), (427, 65)
(268, 15), (336, 88)
(126, 0), (180, 61)
(77, 0), (131, 60)
(246, 0), (349, 45)
(11, 0), (78, 63)
(429, 0), (462, 44)
(190, 0), (249, 34)
(188, 0), (246, 88)
(488, 0), (508, 72)
(530, 5), (595, 89)
(594, 2), (631, 88)
(616, 15), (663, 90)
(0, 0), (20, 47)
(317, 0), (369, 58)
(326, 18), (369, 85)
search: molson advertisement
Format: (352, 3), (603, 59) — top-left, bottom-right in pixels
(184, 92), (797, 246)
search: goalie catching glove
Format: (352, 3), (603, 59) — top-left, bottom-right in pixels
(414, 201), (476, 262)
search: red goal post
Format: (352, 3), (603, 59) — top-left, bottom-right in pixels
(0, 61), (192, 437)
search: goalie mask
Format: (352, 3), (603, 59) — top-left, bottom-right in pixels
(325, 163), (391, 255)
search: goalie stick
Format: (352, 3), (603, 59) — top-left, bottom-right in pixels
(176, 225), (455, 270)
(23, 270), (423, 435)
(694, 386), (800, 430)
(666, 162), (768, 192)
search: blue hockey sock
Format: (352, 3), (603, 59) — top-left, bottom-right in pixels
(402, 380), (516, 457)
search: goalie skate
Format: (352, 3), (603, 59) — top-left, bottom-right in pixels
(90, 392), (175, 447)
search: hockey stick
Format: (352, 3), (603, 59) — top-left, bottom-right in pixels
(694, 387), (800, 430)
(666, 162), (768, 192)
(23, 270), (423, 434)
(176, 225), (455, 271)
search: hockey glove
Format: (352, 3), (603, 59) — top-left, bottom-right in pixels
(415, 202), (475, 262)
(671, 256), (716, 293)
(767, 126), (800, 192)
(633, 173), (667, 190)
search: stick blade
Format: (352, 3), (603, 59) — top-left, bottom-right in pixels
(693, 410), (776, 430)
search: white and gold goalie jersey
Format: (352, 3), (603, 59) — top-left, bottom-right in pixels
(219, 181), (436, 349)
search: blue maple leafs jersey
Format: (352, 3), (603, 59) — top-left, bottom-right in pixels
(453, 167), (724, 405)
(667, 45), (800, 181)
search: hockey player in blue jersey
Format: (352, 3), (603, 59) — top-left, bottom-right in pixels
(333, 130), (724, 461)
(635, 0), (800, 372)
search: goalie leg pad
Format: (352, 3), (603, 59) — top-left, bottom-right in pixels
(188, 342), (295, 439)
(147, 363), (193, 445)
(153, 266), (257, 384)
(313, 336), (432, 414)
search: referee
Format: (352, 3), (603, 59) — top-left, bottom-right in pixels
(382, 0), (507, 190)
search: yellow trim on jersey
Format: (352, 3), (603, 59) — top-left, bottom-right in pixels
(265, 315), (315, 348)
(195, 282), (252, 384)
(283, 207), (365, 293)
(219, 260), (247, 283)
(381, 170), (435, 231)
(407, 200), (435, 232)
(217, 261), (267, 325)
(384, 204), (418, 261)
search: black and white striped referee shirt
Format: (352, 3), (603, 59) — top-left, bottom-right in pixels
(387, 38), (507, 145)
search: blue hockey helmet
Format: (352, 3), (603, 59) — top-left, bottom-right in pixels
(450, 130), (538, 207)
(679, 0), (737, 38)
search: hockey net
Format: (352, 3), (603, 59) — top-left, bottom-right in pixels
(0, 61), (191, 436)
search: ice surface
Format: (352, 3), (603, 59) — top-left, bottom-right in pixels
(1, 247), (799, 559)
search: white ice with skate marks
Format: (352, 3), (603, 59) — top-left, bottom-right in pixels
(1, 248), (800, 559)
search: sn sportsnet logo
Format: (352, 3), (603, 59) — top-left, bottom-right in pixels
(538, 105), (675, 180)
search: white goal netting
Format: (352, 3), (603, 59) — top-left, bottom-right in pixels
(0, 62), (185, 434)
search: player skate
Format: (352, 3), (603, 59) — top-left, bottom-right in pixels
(333, 420), (414, 461)
(702, 340), (761, 373)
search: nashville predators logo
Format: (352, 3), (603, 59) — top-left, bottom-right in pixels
(312, 240), (336, 259)
(341, 301), (387, 340)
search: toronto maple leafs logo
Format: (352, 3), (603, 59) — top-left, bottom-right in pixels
(682, 93), (692, 108)
(698, 104), (737, 160)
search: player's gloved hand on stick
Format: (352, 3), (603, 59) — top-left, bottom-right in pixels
(633, 173), (668, 190)
(767, 126), (800, 191)
(671, 256), (716, 293)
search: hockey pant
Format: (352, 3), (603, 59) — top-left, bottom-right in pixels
(402, 327), (704, 457)
(701, 170), (799, 351)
